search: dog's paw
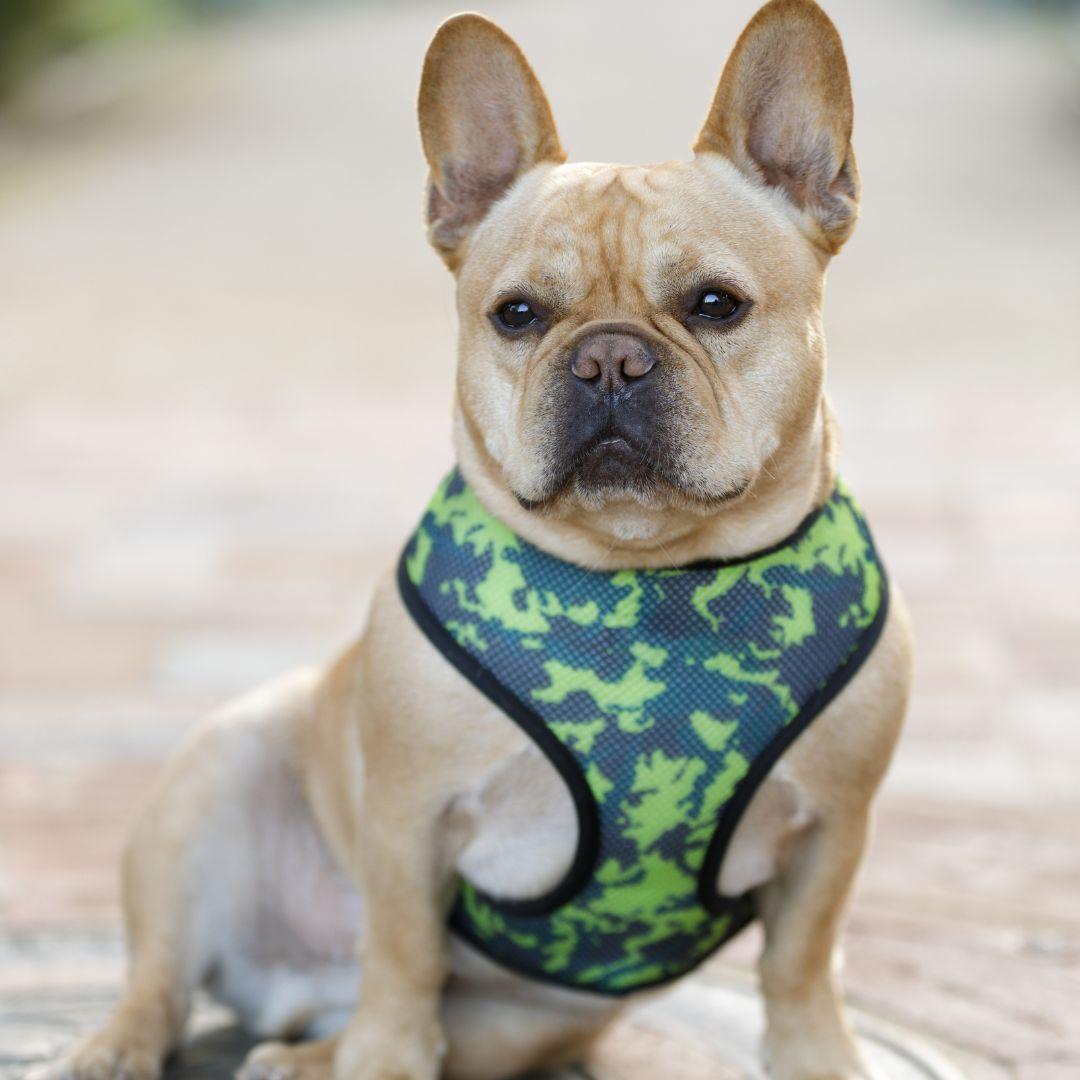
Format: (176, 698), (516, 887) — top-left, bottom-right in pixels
(23, 1032), (161, 1080)
(237, 1040), (335, 1080)
(761, 988), (884, 1080)
(333, 1017), (443, 1080)
(763, 1020), (873, 1080)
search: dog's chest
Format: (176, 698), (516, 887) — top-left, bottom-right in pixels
(454, 734), (811, 903)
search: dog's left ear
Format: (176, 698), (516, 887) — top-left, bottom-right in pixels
(418, 13), (564, 267)
(694, 0), (859, 255)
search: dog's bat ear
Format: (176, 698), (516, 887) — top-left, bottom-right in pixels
(418, 13), (564, 267)
(694, 0), (859, 255)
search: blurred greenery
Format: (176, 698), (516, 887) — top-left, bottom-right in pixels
(988, 0), (1080, 9)
(0, 0), (172, 99)
(1, 0), (1077, 102)
(0, 0), (307, 101)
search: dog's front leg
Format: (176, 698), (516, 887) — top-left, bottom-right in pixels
(756, 811), (872, 1080)
(333, 738), (456, 1080)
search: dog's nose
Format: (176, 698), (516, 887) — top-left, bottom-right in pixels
(569, 332), (657, 390)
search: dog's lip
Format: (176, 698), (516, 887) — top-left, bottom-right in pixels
(591, 435), (632, 451)
(711, 476), (752, 503)
(578, 433), (645, 467)
(514, 432), (754, 511)
(514, 463), (752, 512)
(573, 432), (651, 489)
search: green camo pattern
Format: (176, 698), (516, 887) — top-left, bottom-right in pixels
(400, 469), (886, 995)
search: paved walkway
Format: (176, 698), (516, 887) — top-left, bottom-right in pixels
(2, 0), (1079, 1077)
(0, 936), (965, 1080)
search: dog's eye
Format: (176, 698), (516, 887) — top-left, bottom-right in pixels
(497, 300), (540, 329)
(694, 289), (741, 321)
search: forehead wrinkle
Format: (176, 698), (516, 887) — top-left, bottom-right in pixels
(629, 177), (670, 314)
(485, 208), (583, 311)
(494, 165), (725, 319)
(503, 172), (641, 311)
(510, 171), (608, 315)
(599, 187), (618, 311)
(628, 184), (655, 311)
(643, 212), (759, 308)
(587, 172), (650, 317)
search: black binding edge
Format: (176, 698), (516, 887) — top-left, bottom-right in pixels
(697, 565), (891, 914)
(397, 550), (601, 917)
(680, 494), (830, 571)
(450, 892), (758, 997)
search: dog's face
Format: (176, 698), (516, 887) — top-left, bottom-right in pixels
(453, 158), (828, 517)
(418, 0), (858, 540)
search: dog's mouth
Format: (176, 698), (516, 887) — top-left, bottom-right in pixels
(514, 429), (654, 510)
(575, 434), (653, 489)
(515, 428), (751, 512)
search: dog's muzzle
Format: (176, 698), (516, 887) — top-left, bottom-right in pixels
(555, 328), (666, 489)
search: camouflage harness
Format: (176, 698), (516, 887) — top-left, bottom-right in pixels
(398, 469), (888, 996)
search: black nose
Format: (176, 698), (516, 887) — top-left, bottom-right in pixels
(569, 332), (657, 391)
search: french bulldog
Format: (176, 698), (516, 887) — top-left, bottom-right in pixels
(32, 2), (912, 1078)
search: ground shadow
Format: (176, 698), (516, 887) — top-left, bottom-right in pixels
(164, 1025), (256, 1078)
(161, 1026), (578, 1079)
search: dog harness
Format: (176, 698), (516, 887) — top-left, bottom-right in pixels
(398, 469), (888, 996)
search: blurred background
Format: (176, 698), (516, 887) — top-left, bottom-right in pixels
(1, 0), (1078, 1076)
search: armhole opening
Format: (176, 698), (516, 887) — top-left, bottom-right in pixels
(697, 571), (891, 914)
(397, 549), (601, 917)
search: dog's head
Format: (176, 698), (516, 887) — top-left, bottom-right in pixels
(418, 0), (858, 554)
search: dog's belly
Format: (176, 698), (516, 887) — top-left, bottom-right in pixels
(178, 679), (364, 1037)
(458, 736), (810, 904)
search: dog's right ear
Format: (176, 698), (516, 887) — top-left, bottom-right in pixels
(418, 13), (564, 268)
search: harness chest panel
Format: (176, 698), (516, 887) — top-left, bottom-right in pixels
(398, 470), (888, 996)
